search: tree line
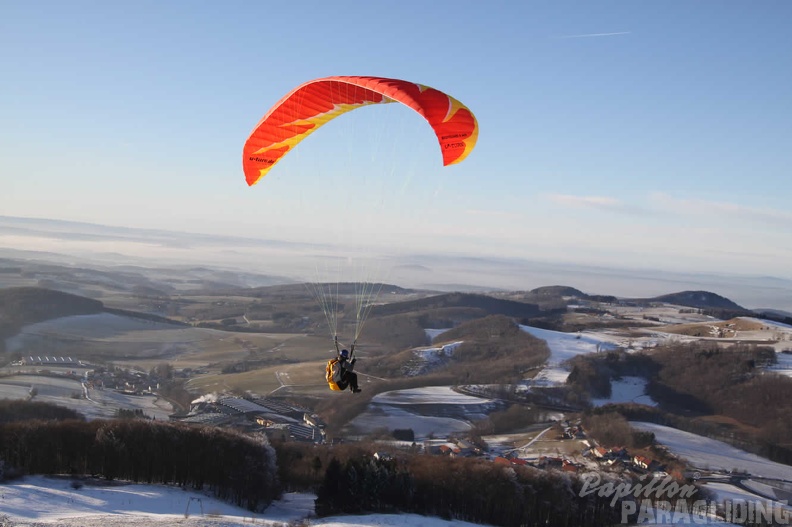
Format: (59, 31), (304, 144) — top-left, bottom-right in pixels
(0, 399), (82, 423)
(0, 417), (280, 511)
(278, 441), (621, 527)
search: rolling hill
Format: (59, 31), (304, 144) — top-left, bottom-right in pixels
(368, 292), (541, 319)
(649, 290), (747, 311)
(0, 287), (104, 352)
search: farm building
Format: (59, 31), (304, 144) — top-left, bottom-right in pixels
(23, 356), (81, 366)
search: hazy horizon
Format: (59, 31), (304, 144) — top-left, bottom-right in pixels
(2, 214), (791, 313)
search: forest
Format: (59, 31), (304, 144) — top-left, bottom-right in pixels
(566, 342), (792, 465)
(0, 405), (279, 511)
(279, 440), (624, 527)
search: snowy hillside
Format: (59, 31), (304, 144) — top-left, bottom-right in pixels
(1, 476), (492, 527)
(591, 376), (657, 407)
(347, 386), (495, 439)
(519, 325), (619, 384)
(630, 422), (792, 481)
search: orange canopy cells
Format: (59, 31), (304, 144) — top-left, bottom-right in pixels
(242, 76), (479, 186)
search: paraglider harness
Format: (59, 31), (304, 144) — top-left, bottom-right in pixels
(326, 336), (356, 392)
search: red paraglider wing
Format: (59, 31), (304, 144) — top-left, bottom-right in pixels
(242, 76), (478, 186)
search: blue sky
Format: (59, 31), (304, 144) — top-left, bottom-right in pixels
(2, 1), (791, 279)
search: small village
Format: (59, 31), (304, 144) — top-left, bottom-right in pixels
(8, 355), (669, 484)
(492, 420), (666, 477)
(178, 393), (668, 481)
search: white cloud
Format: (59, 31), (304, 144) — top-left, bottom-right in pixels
(557, 31), (631, 39)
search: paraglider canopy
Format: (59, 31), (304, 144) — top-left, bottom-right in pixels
(242, 75), (479, 186)
(242, 75), (479, 358)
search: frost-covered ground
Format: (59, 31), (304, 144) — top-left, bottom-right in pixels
(762, 319), (792, 376)
(373, 386), (492, 406)
(736, 317), (792, 346)
(770, 351), (792, 377)
(591, 376), (657, 407)
(518, 325), (620, 385)
(0, 375), (174, 420)
(424, 328), (451, 342)
(347, 386), (495, 439)
(610, 304), (720, 325)
(624, 424), (792, 526)
(518, 311), (792, 389)
(350, 332), (496, 438)
(6, 313), (222, 350)
(630, 315), (792, 378)
(0, 476), (492, 527)
(403, 340), (463, 377)
(630, 422), (792, 481)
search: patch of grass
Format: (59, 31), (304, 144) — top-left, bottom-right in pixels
(187, 359), (333, 395)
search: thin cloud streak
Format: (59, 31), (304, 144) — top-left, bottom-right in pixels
(650, 192), (792, 226)
(464, 208), (523, 220)
(546, 193), (645, 214)
(557, 31), (631, 39)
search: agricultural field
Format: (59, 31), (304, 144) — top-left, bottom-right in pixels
(185, 358), (334, 396)
(5, 312), (333, 372)
(346, 386), (502, 439)
(0, 374), (175, 420)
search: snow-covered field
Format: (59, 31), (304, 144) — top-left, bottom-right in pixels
(609, 304), (719, 325)
(735, 317), (792, 347)
(424, 328), (451, 342)
(5, 313), (220, 349)
(372, 386), (492, 406)
(591, 376), (657, 407)
(518, 325), (620, 385)
(629, 314), (792, 377)
(625, 423), (792, 526)
(4, 313), (230, 368)
(403, 341), (463, 377)
(630, 422), (792, 481)
(769, 351), (792, 378)
(0, 375), (174, 420)
(347, 386), (495, 439)
(517, 310), (792, 389)
(348, 405), (474, 439)
(0, 476), (491, 527)
(350, 329), (494, 440)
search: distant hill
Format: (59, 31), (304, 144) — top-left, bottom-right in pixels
(369, 314), (550, 384)
(649, 290), (746, 311)
(528, 285), (587, 297)
(0, 255), (293, 300)
(0, 287), (187, 354)
(355, 293), (545, 353)
(243, 282), (436, 309)
(368, 292), (541, 319)
(0, 287), (104, 327)
(237, 282), (419, 298)
(0, 287), (105, 352)
(492, 286), (617, 312)
(752, 308), (792, 327)
(755, 308), (792, 319)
